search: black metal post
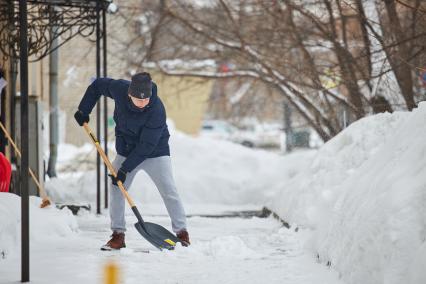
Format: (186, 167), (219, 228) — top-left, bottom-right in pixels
(102, 7), (108, 209)
(96, 0), (101, 215)
(19, 0), (30, 281)
(283, 101), (293, 153)
(8, 59), (18, 194)
(0, 89), (5, 154)
(10, 60), (17, 141)
(9, 0), (17, 167)
(47, 20), (59, 178)
(0, 68), (6, 154)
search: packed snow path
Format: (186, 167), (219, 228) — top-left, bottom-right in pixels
(0, 206), (344, 284)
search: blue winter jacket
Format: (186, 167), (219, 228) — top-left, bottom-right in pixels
(78, 78), (170, 173)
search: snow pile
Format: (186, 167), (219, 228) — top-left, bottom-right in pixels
(45, 171), (98, 204)
(46, 125), (312, 207)
(167, 132), (309, 205)
(0, 193), (78, 259)
(269, 103), (426, 284)
(55, 143), (94, 165)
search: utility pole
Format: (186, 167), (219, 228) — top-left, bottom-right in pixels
(47, 18), (59, 177)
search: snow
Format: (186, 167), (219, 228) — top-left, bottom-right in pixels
(0, 209), (343, 284)
(45, 127), (291, 207)
(63, 66), (79, 88)
(0, 120), (339, 283)
(408, 242), (426, 283)
(269, 103), (426, 284)
(0, 193), (78, 259)
(1, 102), (426, 283)
(144, 59), (217, 71)
(229, 81), (251, 105)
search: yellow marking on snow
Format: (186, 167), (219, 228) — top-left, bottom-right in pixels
(104, 261), (120, 284)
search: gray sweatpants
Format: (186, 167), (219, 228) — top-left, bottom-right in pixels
(109, 155), (187, 233)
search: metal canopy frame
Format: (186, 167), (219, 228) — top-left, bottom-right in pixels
(0, 0), (110, 281)
(0, 0), (110, 62)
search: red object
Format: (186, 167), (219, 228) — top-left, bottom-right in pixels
(0, 152), (11, 192)
(219, 63), (230, 73)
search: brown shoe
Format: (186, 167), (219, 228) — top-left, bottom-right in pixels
(101, 232), (126, 251)
(176, 229), (190, 247)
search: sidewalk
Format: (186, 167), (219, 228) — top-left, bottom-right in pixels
(0, 205), (344, 284)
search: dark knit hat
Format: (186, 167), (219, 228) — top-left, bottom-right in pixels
(128, 72), (152, 99)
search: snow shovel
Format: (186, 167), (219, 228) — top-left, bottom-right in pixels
(0, 121), (51, 208)
(82, 123), (180, 250)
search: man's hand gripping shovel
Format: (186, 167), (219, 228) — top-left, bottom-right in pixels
(82, 123), (180, 250)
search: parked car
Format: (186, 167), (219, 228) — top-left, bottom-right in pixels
(232, 123), (283, 149)
(199, 120), (239, 141)
(200, 120), (283, 149)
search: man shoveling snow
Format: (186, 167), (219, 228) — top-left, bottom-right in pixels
(74, 72), (190, 250)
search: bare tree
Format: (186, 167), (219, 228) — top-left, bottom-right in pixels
(116, 0), (425, 141)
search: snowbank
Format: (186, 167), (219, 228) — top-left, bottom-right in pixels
(0, 193), (78, 259)
(269, 103), (426, 284)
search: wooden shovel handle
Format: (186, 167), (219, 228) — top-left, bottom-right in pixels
(82, 123), (136, 207)
(0, 121), (49, 200)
